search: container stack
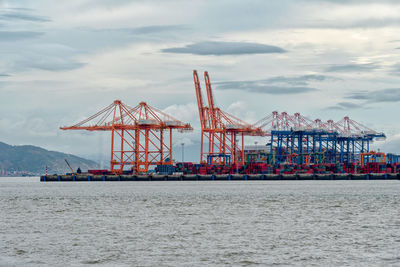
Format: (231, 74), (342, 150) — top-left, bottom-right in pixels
(155, 165), (174, 175)
(153, 158), (400, 176)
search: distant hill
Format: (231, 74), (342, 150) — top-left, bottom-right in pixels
(0, 141), (99, 176)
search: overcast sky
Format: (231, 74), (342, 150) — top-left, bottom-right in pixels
(1, 0), (400, 165)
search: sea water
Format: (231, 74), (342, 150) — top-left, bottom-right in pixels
(0, 178), (399, 266)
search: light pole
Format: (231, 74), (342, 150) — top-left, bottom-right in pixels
(236, 139), (239, 174)
(132, 141), (136, 158)
(254, 141), (258, 163)
(181, 142), (184, 163)
(132, 141), (136, 173)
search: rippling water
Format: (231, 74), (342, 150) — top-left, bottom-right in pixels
(0, 178), (399, 266)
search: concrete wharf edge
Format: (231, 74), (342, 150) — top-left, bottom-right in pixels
(41, 173), (400, 182)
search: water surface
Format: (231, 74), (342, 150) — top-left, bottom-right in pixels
(1, 178), (399, 266)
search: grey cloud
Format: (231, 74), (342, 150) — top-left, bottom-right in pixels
(378, 136), (400, 154)
(162, 41), (286, 55)
(311, 0), (400, 2)
(6, 44), (86, 72)
(248, 85), (316, 94)
(0, 31), (44, 41)
(1, 25), (185, 73)
(128, 25), (188, 35)
(14, 54), (85, 72)
(265, 74), (327, 86)
(53, 25), (187, 51)
(391, 63), (400, 73)
(216, 81), (316, 95)
(346, 90), (370, 100)
(346, 88), (400, 103)
(0, 73), (10, 77)
(348, 18), (400, 29)
(92, 25), (188, 35)
(326, 102), (364, 110)
(1, 7), (33, 11)
(0, 7), (50, 22)
(325, 63), (377, 72)
(300, 1), (400, 29)
(214, 74), (326, 94)
(307, 18), (400, 29)
(18, 60), (85, 71)
(0, 13), (50, 22)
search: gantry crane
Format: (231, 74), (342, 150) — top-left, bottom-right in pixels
(193, 70), (262, 165)
(61, 100), (192, 174)
(253, 111), (386, 164)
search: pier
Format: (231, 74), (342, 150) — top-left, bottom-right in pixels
(41, 173), (400, 182)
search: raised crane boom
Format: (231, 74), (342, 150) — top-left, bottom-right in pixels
(193, 70), (263, 165)
(204, 71), (217, 129)
(193, 70), (207, 130)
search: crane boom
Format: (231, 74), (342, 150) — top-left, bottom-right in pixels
(193, 70), (207, 129)
(204, 71), (217, 129)
(64, 159), (76, 174)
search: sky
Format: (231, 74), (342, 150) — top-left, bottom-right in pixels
(0, 0), (400, 165)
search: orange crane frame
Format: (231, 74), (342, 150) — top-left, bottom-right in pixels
(61, 100), (192, 174)
(194, 70), (262, 165)
(286, 153), (311, 165)
(359, 151), (386, 166)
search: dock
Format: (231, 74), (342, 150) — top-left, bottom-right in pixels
(41, 173), (400, 182)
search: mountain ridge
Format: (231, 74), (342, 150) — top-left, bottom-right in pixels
(0, 141), (99, 176)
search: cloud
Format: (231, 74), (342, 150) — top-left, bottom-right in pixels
(303, 18), (400, 29)
(391, 63), (400, 73)
(16, 59), (85, 71)
(1, 0), (400, 162)
(216, 82), (316, 94)
(226, 101), (256, 123)
(325, 63), (378, 72)
(162, 103), (200, 150)
(315, 0), (399, 3)
(128, 25), (188, 35)
(90, 25), (188, 35)
(263, 74), (327, 86)
(288, 2), (400, 29)
(0, 117), (57, 138)
(0, 9), (50, 22)
(0, 73), (10, 77)
(0, 31), (44, 41)
(379, 133), (400, 154)
(213, 74), (324, 95)
(6, 43), (86, 72)
(326, 102), (365, 110)
(162, 103), (198, 124)
(346, 88), (400, 103)
(162, 41), (286, 55)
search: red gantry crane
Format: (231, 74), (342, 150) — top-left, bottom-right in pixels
(193, 70), (262, 166)
(61, 100), (192, 174)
